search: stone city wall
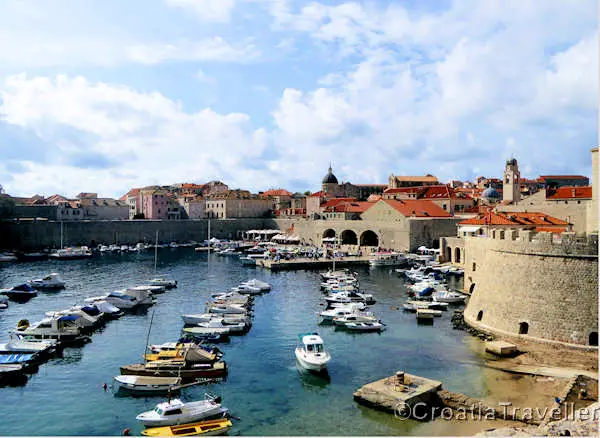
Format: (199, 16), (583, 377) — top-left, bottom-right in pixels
(461, 230), (598, 348)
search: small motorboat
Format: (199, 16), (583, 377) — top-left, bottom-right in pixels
(136, 394), (228, 427)
(196, 319), (247, 334)
(0, 284), (38, 302)
(148, 276), (177, 289)
(113, 375), (183, 395)
(319, 308), (357, 323)
(242, 279), (271, 291)
(182, 314), (248, 326)
(329, 301), (366, 310)
(93, 301), (123, 319)
(0, 333), (57, 356)
(231, 284), (262, 295)
(128, 285), (166, 295)
(432, 290), (465, 304)
(0, 296), (8, 309)
(206, 304), (247, 315)
(119, 360), (228, 381)
(28, 273), (66, 290)
(48, 247), (92, 260)
(12, 316), (87, 345)
(332, 313), (378, 327)
(294, 333), (330, 372)
(343, 321), (385, 332)
(141, 418), (233, 437)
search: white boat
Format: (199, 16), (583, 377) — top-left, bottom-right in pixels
(45, 305), (105, 331)
(324, 291), (375, 305)
(28, 273), (66, 290)
(12, 316), (84, 342)
(333, 312), (378, 326)
(49, 247), (92, 260)
(344, 321), (385, 332)
(114, 375), (183, 394)
(294, 333), (330, 372)
(320, 270), (357, 281)
(243, 279), (271, 291)
(207, 304), (247, 315)
(182, 314), (248, 326)
(0, 253), (18, 262)
(239, 256), (257, 266)
(432, 290), (465, 304)
(136, 395), (228, 427)
(231, 284), (262, 295)
(98, 245), (110, 253)
(368, 251), (407, 267)
(0, 296), (8, 309)
(196, 318), (247, 334)
(329, 301), (366, 310)
(216, 248), (237, 256)
(85, 291), (141, 309)
(108, 244), (120, 252)
(169, 242), (179, 248)
(128, 285), (166, 295)
(93, 301), (123, 318)
(319, 307), (359, 322)
(120, 245), (129, 252)
(148, 276), (177, 289)
(0, 333), (57, 354)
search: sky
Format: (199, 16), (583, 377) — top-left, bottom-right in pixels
(0, 0), (597, 198)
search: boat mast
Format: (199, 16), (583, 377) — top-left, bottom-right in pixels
(208, 218), (211, 242)
(333, 234), (337, 272)
(60, 221), (64, 250)
(143, 309), (156, 364)
(154, 230), (158, 273)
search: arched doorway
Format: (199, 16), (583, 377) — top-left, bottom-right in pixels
(476, 310), (483, 321)
(454, 247), (461, 263)
(589, 332), (598, 346)
(519, 322), (529, 335)
(360, 230), (379, 247)
(322, 229), (336, 239)
(445, 246), (452, 262)
(340, 230), (358, 245)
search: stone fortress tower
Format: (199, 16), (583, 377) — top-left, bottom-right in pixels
(503, 157), (521, 203)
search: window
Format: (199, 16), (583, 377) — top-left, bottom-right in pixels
(469, 283), (476, 294)
(499, 230), (505, 240)
(472, 262), (476, 272)
(476, 310), (483, 321)
(518, 322), (529, 335)
(164, 409), (183, 416)
(158, 209), (161, 214)
(589, 332), (598, 346)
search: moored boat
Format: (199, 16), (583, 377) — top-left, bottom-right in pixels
(141, 418), (233, 437)
(28, 273), (66, 290)
(0, 284), (38, 302)
(136, 394), (228, 427)
(294, 333), (330, 372)
(113, 375), (183, 395)
(343, 321), (385, 332)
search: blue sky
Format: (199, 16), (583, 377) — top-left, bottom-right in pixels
(0, 0), (597, 198)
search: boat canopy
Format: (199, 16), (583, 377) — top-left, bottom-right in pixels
(108, 292), (136, 301)
(13, 284), (36, 292)
(57, 315), (81, 321)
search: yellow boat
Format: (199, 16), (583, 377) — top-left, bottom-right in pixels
(141, 418), (232, 436)
(145, 344), (219, 363)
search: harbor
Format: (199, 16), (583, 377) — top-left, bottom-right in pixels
(0, 245), (498, 436)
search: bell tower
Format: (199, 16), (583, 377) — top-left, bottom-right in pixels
(503, 157), (521, 203)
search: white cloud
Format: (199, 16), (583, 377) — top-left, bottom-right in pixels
(195, 69), (215, 84)
(126, 37), (259, 64)
(165, 0), (236, 23)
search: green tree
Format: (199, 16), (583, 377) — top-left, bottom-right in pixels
(0, 196), (15, 219)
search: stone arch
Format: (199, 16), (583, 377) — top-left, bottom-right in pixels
(322, 229), (336, 239)
(454, 247), (461, 263)
(445, 246), (452, 263)
(360, 230), (379, 247)
(469, 283), (476, 294)
(519, 322), (529, 335)
(476, 310), (483, 321)
(589, 332), (598, 347)
(340, 229), (358, 245)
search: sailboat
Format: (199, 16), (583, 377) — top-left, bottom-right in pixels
(49, 222), (92, 260)
(148, 231), (177, 288)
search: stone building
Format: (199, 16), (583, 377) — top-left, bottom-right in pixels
(205, 190), (271, 218)
(448, 230), (598, 348)
(140, 187), (169, 220)
(382, 185), (475, 214)
(388, 174), (439, 188)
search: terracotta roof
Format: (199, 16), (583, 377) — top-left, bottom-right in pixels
(367, 194), (382, 202)
(120, 188), (141, 201)
(324, 201), (372, 213)
(381, 199), (452, 218)
(309, 191), (325, 198)
(181, 183), (206, 189)
(534, 227), (568, 233)
(538, 175), (589, 181)
(384, 185), (470, 200)
(546, 186), (592, 200)
(391, 175), (438, 182)
(321, 198), (358, 208)
(261, 189), (293, 197)
(459, 211), (569, 227)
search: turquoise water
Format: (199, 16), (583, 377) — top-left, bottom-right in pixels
(0, 249), (489, 436)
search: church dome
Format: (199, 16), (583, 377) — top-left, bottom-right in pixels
(482, 187), (500, 200)
(322, 166), (338, 184)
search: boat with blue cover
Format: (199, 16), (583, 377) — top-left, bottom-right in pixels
(0, 284), (38, 302)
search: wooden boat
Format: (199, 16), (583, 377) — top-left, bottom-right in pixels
(416, 308), (440, 320)
(145, 344), (222, 363)
(113, 375), (183, 394)
(120, 361), (227, 381)
(142, 418), (232, 436)
(343, 322), (385, 332)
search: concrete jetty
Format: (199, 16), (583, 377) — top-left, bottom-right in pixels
(256, 256), (371, 271)
(353, 371), (442, 418)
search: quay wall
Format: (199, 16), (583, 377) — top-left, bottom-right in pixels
(0, 219), (271, 250)
(462, 231), (598, 348)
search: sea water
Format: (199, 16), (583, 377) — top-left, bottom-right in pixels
(0, 249), (489, 436)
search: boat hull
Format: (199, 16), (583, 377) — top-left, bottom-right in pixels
(119, 362), (228, 381)
(294, 349), (329, 372)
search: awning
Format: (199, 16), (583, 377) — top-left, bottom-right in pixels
(460, 226), (482, 233)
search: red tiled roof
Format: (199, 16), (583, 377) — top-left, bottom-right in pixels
(546, 186), (592, 200)
(262, 189), (293, 197)
(538, 175), (589, 181)
(459, 211), (569, 226)
(325, 201), (373, 213)
(120, 188), (141, 201)
(321, 198), (357, 208)
(535, 227), (568, 233)
(384, 185), (470, 200)
(381, 199), (452, 218)
(309, 191), (325, 197)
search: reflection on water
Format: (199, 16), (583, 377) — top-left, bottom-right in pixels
(0, 249), (489, 436)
